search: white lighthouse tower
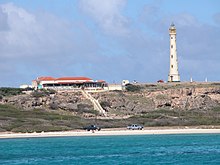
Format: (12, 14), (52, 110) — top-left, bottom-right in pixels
(168, 23), (180, 82)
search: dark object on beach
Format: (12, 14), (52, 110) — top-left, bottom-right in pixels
(83, 125), (101, 131)
(127, 124), (143, 130)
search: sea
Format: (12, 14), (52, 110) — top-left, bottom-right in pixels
(0, 134), (220, 165)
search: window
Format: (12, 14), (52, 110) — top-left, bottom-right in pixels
(171, 37), (173, 39)
(171, 65), (173, 68)
(171, 45), (173, 48)
(171, 55), (173, 58)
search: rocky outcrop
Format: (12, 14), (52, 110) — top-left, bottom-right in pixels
(91, 86), (220, 115)
(0, 85), (220, 117)
(151, 87), (220, 110)
(0, 91), (95, 117)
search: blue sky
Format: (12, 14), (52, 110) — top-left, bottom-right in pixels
(0, 0), (220, 87)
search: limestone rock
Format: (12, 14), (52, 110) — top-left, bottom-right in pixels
(1, 84), (220, 117)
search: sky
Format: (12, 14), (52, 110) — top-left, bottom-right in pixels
(0, 0), (220, 87)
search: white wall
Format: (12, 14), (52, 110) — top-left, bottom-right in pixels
(108, 84), (123, 91)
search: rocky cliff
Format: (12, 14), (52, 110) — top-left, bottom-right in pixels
(93, 85), (220, 116)
(0, 91), (96, 117)
(1, 83), (220, 118)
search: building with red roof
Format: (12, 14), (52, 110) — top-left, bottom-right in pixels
(32, 76), (107, 90)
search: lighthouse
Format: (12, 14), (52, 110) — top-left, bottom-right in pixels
(168, 23), (180, 82)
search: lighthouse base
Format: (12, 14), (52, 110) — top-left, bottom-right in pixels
(168, 74), (180, 82)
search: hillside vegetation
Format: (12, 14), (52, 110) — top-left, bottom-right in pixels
(0, 87), (24, 97)
(0, 104), (220, 133)
(0, 82), (220, 132)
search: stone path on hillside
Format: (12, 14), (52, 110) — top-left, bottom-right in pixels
(81, 90), (107, 116)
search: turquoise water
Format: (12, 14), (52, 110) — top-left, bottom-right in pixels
(0, 134), (220, 165)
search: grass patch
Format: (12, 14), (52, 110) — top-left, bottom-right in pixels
(0, 104), (84, 132)
(0, 104), (219, 132)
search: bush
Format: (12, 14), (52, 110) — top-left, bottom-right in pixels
(0, 87), (23, 96)
(31, 90), (49, 98)
(31, 89), (57, 98)
(100, 101), (111, 108)
(47, 89), (56, 94)
(125, 84), (142, 92)
(77, 104), (98, 115)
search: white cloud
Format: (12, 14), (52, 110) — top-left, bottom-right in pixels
(0, 3), (75, 59)
(0, 3), (102, 86)
(79, 0), (130, 36)
(0, 2), (219, 87)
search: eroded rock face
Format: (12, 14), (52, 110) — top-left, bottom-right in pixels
(92, 86), (220, 115)
(0, 85), (220, 117)
(0, 91), (93, 114)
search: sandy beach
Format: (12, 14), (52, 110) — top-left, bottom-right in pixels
(0, 127), (220, 139)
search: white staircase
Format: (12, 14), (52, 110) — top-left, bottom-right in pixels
(81, 90), (107, 116)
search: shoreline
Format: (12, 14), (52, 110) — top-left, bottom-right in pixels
(1, 127), (220, 139)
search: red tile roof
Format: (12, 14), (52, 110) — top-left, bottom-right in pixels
(57, 81), (84, 84)
(56, 77), (92, 81)
(97, 80), (106, 82)
(37, 77), (56, 81)
(36, 76), (93, 81)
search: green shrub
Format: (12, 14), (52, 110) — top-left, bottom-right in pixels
(125, 84), (142, 92)
(47, 89), (56, 94)
(31, 91), (48, 98)
(74, 103), (98, 115)
(100, 101), (111, 108)
(31, 89), (56, 98)
(0, 87), (23, 96)
(22, 87), (34, 91)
